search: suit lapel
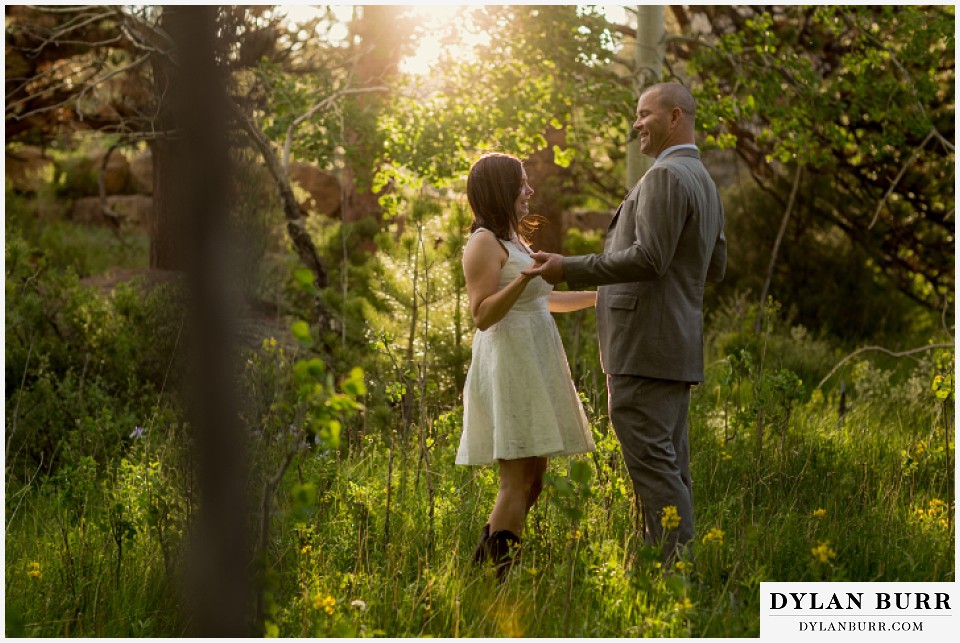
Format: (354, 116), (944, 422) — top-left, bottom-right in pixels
(608, 183), (639, 232)
(607, 202), (623, 231)
(607, 150), (699, 232)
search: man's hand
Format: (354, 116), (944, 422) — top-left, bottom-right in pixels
(522, 251), (565, 284)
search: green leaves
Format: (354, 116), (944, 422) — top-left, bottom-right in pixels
(291, 320), (314, 348)
(340, 367), (366, 397)
(379, 5), (631, 195)
(293, 267), (318, 292)
(552, 145), (575, 168)
(545, 459), (594, 523)
(294, 357), (325, 384)
(290, 482), (318, 521)
(686, 5), (954, 309)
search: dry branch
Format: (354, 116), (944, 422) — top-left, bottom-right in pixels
(816, 343), (954, 391)
(755, 164), (802, 334)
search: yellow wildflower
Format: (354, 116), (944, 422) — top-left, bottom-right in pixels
(300, 544), (312, 555)
(674, 597), (694, 612)
(675, 560), (691, 573)
(27, 562), (41, 579)
(661, 505), (681, 531)
(811, 541), (836, 564)
(720, 451), (733, 461)
(701, 528), (725, 545)
(927, 498), (947, 515)
(812, 508), (827, 518)
(911, 498), (953, 529)
(312, 593), (336, 615)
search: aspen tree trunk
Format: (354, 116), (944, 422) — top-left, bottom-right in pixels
(625, 5), (664, 190)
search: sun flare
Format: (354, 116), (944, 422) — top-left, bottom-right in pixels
(398, 5), (487, 76)
(279, 4), (628, 77)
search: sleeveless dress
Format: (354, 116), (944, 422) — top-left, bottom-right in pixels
(456, 234), (596, 465)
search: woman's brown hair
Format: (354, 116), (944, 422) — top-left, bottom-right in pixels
(466, 152), (539, 241)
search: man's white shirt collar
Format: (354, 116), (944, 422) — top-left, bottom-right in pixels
(654, 144), (699, 165)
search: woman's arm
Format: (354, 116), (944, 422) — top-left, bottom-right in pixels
(548, 290), (597, 313)
(463, 231), (536, 330)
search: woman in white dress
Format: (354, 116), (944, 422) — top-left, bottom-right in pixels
(457, 152), (596, 577)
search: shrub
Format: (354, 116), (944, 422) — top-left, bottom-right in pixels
(5, 229), (183, 474)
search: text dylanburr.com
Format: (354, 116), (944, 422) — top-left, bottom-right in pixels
(761, 582), (956, 639)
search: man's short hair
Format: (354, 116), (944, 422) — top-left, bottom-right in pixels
(644, 82), (696, 121)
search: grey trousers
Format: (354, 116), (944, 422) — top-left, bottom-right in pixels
(607, 374), (693, 562)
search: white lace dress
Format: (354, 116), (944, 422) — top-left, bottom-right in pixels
(456, 237), (595, 465)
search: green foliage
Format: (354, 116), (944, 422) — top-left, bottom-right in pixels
(687, 5), (954, 308)
(53, 155), (102, 198)
(255, 59), (342, 169)
(230, 158), (288, 303)
(6, 184), (954, 636)
(710, 179), (930, 341)
(5, 190), (148, 278)
(6, 423), (188, 636)
(379, 5), (632, 206)
(5, 223), (182, 474)
(5, 7), (955, 637)
(691, 7), (951, 165)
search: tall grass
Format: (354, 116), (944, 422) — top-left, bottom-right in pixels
(5, 191), (953, 637)
(243, 356), (952, 638)
(6, 445), (187, 637)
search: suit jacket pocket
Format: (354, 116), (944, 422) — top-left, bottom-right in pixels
(607, 293), (638, 310)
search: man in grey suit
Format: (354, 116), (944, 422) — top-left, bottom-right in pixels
(523, 82), (726, 564)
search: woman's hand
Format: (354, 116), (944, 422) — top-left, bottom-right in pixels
(521, 252), (564, 284)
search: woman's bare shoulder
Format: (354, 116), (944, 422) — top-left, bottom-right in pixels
(464, 228), (508, 265)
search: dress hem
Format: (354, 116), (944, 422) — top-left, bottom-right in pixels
(456, 445), (596, 466)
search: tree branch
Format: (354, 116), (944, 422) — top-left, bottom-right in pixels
(6, 53), (151, 122)
(868, 129), (935, 229)
(817, 343), (954, 391)
(281, 85), (387, 169)
(231, 99), (332, 327)
(756, 164), (802, 334)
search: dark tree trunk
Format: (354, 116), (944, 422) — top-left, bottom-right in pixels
(148, 15), (186, 272)
(165, 5), (253, 636)
(149, 138), (186, 270)
(526, 127), (571, 253)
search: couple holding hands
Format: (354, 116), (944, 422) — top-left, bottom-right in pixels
(455, 83), (727, 578)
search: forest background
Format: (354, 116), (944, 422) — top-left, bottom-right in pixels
(4, 4), (955, 638)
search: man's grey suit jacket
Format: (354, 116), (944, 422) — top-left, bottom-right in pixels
(563, 148), (726, 383)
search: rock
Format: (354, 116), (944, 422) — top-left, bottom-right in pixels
(288, 161), (341, 217)
(71, 194), (153, 228)
(129, 150), (153, 194)
(89, 149), (130, 194)
(5, 145), (54, 193)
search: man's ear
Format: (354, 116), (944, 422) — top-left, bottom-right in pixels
(671, 106), (683, 128)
